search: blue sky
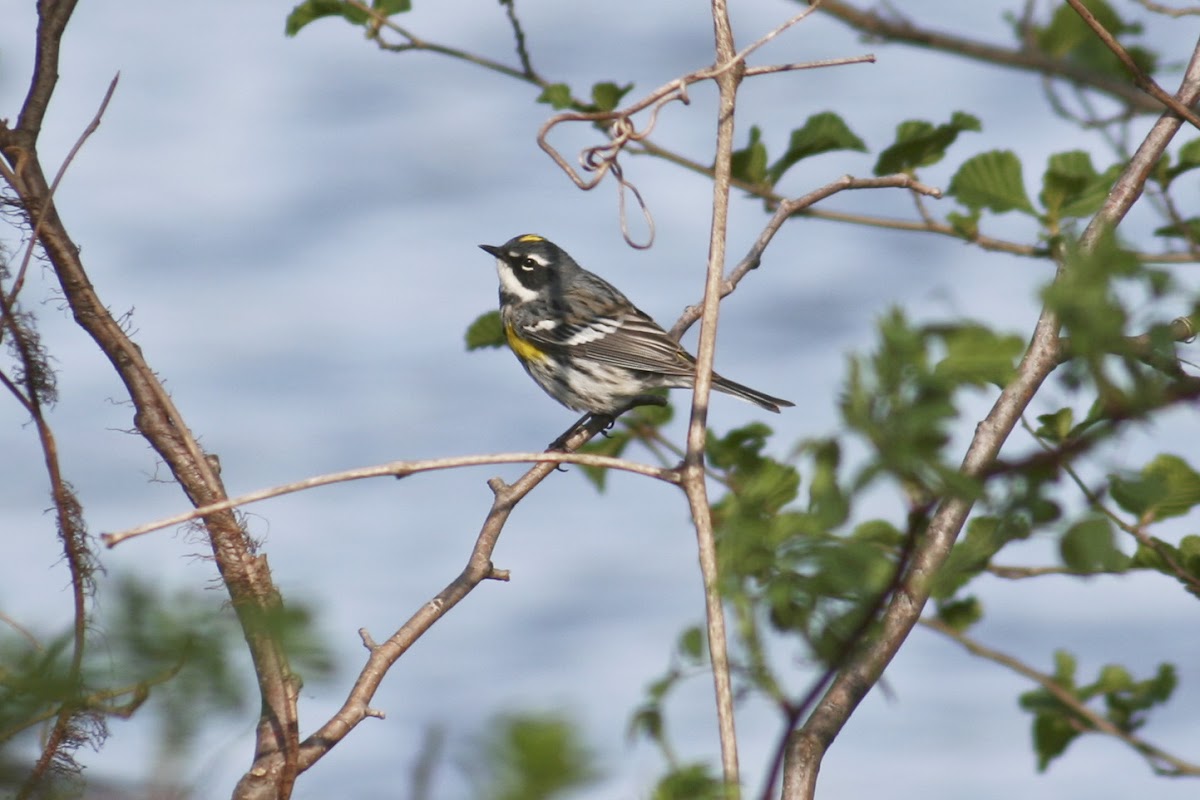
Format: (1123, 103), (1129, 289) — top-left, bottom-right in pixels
(2, 1), (1199, 798)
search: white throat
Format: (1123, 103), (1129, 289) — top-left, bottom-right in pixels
(495, 259), (539, 302)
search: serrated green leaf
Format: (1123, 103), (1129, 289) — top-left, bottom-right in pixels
(731, 126), (769, 186)
(465, 310), (505, 351)
(285, 0), (368, 35)
(1037, 151), (1122, 221)
(1040, 150), (1098, 219)
(949, 150), (1036, 215)
(1111, 454), (1200, 521)
(591, 81), (633, 112)
(767, 112), (866, 183)
(537, 83), (573, 110)
(1059, 516), (1128, 572)
(874, 112), (980, 175)
(1035, 408), (1074, 443)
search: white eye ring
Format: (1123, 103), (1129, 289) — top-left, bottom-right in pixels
(519, 258), (537, 272)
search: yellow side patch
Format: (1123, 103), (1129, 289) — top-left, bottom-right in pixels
(505, 322), (548, 362)
(517, 234), (545, 243)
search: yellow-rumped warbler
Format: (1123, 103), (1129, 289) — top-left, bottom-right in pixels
(480, 234), (793, 417)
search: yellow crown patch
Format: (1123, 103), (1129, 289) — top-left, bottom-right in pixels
(517, 234), (545, 243)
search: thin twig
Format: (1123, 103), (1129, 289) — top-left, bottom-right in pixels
(103, 450), (678, 546)
(668, 173), (941, 340)
(922, 617), (1200, 776)
(293, 413), (623, 767)
(10, 74), (119, 303)
(683, 0), (743, 791)
(1065, 0), (1200, 130)
(1132, 0), (1200, 16)
(815, 0), (1164, 113)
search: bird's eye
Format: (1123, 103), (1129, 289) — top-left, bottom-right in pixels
(519, 257), (538, 272)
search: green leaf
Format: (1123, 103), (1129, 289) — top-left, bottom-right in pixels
(945, 209), (980, 239)
(1030, 711), (1080, 772)
(1035, 408), (1074, 443)
(285, 0), (369, 36)
(1059, 516), (1128, 572)
(591, 81), (633, 112)
(626, 397), (674, 428)
(677, 626), (705, 663)
(807, 440), (849, 529)
(651, 764), (728, 800)
(628, 704), (664, 743)
(1166, 138), (1200, 182)
(536, 83), (574, 110)
(1040, 227), (1144, 375)
(949, 150), (1036, 215)
(933, 516), (1030, 599)
(706, 423), (773, 471)
(1052, 649), (1078, 687)
(372, 0), (411, 14)
(1110, 454), (1200, 521)
(576, 430), (631, 491)
(1153, 217), (1200, 241)
(1095, 664), (1132, 693)
(767, 112), (867, 183)
(874, 112), (981, 175)
(932, 323), (1023, 387)
(1040, 151), (1119, 222)
(466, 310), (505, 350)
(1036, 0), (1152, 78)
(936, 596), (983, 632)
(731, 126), (769, 186)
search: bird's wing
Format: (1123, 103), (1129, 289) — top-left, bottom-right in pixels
(518, 304), (696, 377)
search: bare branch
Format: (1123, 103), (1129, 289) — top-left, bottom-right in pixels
(1065, 0), (1200, 130)
(814, 0), (1163, 114)
(1132, 0), (1200, 16)
(668, 173), (942, 340)
(11, 74), (119, 303)
(102, 450), (678, 547)
(742, 53), (875, 77)
(680, 0), (743, 790)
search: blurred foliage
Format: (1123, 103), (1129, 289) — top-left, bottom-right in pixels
(0, 576), (332, 792)
(1019, 651), (1176, 771)
(463, 712), (600, 800)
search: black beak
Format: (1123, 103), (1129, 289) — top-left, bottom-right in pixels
(479, 244), (503, 258)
